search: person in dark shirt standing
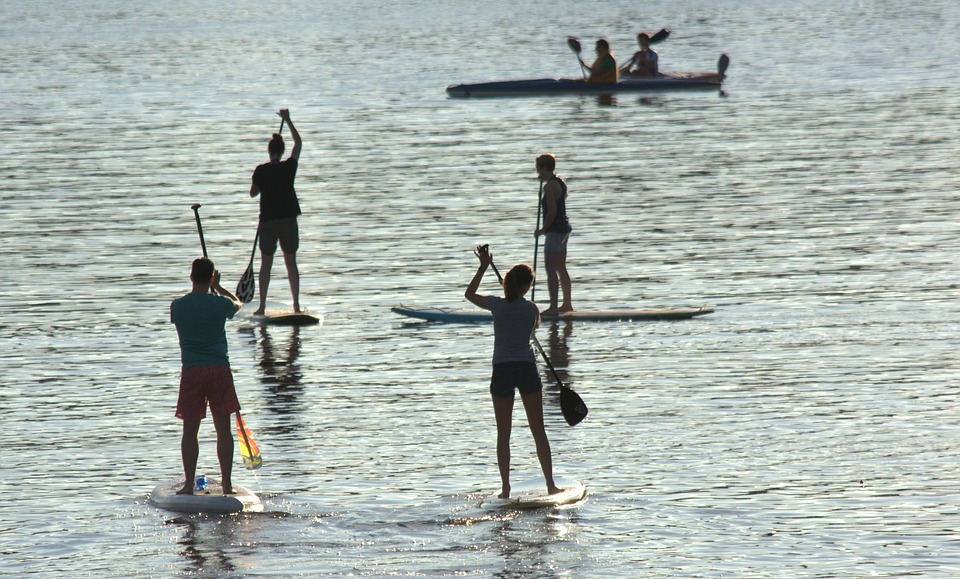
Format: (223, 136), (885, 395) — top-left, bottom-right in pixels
(250, 108), (303, 314)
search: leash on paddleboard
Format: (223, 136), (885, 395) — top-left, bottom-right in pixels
(481, 244), (588, 426)
(190, 204), (263, 470)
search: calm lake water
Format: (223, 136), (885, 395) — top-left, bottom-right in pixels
(3, 0), (960, 576)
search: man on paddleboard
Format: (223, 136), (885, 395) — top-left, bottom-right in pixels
(170, 257), (243, 495)
(250, 108), (304, 315)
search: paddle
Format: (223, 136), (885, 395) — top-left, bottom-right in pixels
(718, 53), (730, 82)
(190, 204), (263, 470)
(649, 28), (670, 44)
(235, 118), (285, 304)
(567, 37), (588, 80)
(532, 180), (543, 302)
(486, 248), (588, 426)
(235, 231), (259, 304)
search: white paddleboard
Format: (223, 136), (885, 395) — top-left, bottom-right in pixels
(149, 477), (263, 514)
(481, 476), (587, 510)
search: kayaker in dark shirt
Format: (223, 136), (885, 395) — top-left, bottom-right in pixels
(621, 32), (659, 77)
(250, 108), (303, 315)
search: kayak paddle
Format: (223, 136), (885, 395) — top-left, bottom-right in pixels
(485, 246), (588, 426)
(649, 28), (670, 44)
(567, 37), (588, 79)
(718, 53), (730, 82)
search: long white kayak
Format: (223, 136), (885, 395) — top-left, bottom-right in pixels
(149, 477), (263, 514)
(392, 305), (714, 323)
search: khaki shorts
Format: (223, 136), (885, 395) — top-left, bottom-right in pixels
(259, 217), (299, 256)
(544, 231), (569, 254)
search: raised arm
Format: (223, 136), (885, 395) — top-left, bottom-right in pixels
(279, 109), (302, 161)
(465, 245), (493, 310)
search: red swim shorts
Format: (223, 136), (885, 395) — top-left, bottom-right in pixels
(175, 365), (241, 422)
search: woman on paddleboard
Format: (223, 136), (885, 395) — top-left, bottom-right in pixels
(533, 153), (573, 315)
(465, 245), (560, 498)
(250, 108), (303, 315)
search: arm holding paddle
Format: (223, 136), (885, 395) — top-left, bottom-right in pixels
(280, 109), (302, 161)
(211, 270), (242, 313)
(465, 245), (494, 310)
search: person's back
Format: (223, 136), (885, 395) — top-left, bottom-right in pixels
(252, 158), (301, 221)
(487, 296), (538, 365)
(171, 291), (237, 368)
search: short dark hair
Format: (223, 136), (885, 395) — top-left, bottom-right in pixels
(191, 257), (215, 283)
(536, 153), (556, 172)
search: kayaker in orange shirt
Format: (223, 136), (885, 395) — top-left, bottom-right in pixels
(579, 38), (618, 83)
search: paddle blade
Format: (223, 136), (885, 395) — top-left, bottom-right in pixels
(236, 413), (262, 470)
(650, 28), (670, 43)
(559, 386), (588, 426)
(236, 267), (255, 304)
(718, 53), (730, 81)
(567, 37), (582, 54)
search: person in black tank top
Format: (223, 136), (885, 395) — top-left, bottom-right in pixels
(533, 153), (573, 315)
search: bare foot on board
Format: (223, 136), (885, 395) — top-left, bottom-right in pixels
(175, 484), (194, 496)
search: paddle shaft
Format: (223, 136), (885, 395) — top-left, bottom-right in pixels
(191, 204), (208, 258)
(532, 180), (543, 301)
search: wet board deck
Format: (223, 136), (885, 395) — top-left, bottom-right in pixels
(252, 310), (322, 326)
(392, 305), (714, 323)
(481, 476), (587, 510)
(149, 477), (263, 514)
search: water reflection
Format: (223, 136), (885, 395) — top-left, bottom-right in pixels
(540, 321), (573, 415)
(488, 513), (583, 578)
(255, 325), (306, 427)
(168, 514), (265, 576)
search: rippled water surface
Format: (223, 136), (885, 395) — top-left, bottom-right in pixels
(3, 0), (960, 576)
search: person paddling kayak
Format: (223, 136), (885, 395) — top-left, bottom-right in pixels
(579, 38), (619, 83)
(621, 31), (659, 77)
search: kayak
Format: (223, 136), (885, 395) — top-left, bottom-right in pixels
(447, 55), (728, 98)
(392, 305), (715, 323)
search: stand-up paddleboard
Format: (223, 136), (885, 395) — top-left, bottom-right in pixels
(149, 477), (263, 514)
(481, 476), (587, 510)
(393, 305), (713, 323)
(251, 309), (323, 326)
